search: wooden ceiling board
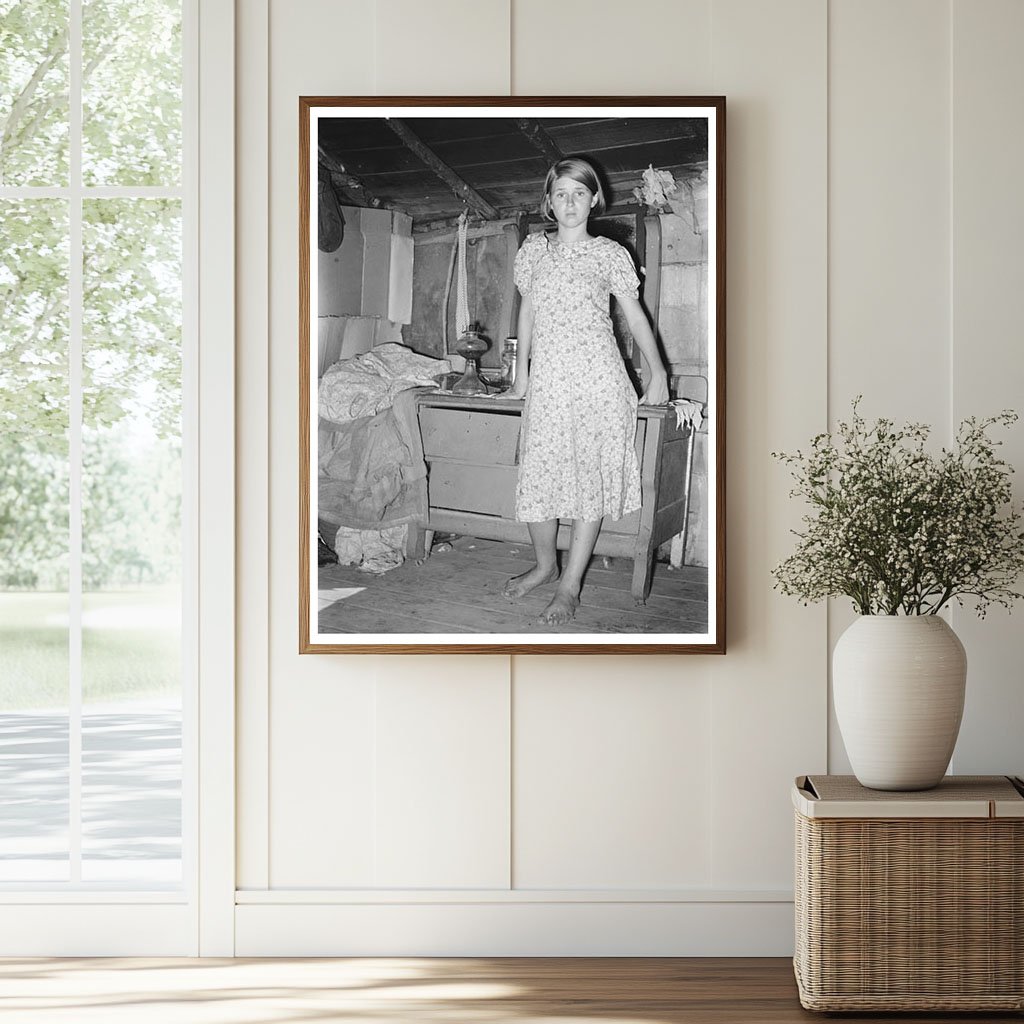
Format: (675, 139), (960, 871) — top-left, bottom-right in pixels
(427, 136), (544, 168)
(548, 116), (708, 145)
(317, 117), (404, 150)
(455, 157), (550, 188)
(327, 146), (430, 177)
(401, 117), (529, 143)
(589, 141), (707, 171)
(316, 115), (710, 221)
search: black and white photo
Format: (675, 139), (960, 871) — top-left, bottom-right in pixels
(299, 98), (725, 653)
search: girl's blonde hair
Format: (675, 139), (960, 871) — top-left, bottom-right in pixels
(539, 156), (607, 221)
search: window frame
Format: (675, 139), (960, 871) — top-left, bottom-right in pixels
(0, 0), (235, 955)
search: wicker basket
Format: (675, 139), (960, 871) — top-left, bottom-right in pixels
(793, 775), (1024, 1012)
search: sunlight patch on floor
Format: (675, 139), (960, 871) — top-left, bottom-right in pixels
(317, 587), (366, 610)
(0, 958), (576, 1024)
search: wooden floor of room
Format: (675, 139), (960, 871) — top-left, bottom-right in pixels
(319, 536), (708, 634)
(1, 957), (1018, 1022)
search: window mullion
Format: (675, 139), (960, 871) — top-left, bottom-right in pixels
(0, 186), (183, 200)
(68, 0), (84, 885)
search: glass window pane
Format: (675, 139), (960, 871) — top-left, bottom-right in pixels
(82, 0), (181, 187)
(0, 701), (70, 881)
(81, 198), (181, 884)
(81, 667), (181, 883)
(0, 1), (70, 186)
(0, 199), (70, 880)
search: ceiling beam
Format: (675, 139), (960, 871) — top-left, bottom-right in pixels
(385, 118), (500, 220)
(317, 144), (383, 208)
(514, 119), (564, 164)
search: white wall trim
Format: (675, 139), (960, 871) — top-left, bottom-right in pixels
(235, 888), (792, 904)
(235, 0), (271, 895)
(0, 906), (195, 956)
(0, 893), (187, 905)
(197, 0), (237, 956)
(235, 902), (794, 957)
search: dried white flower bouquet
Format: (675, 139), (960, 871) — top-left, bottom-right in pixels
(772, 401), (1024, 616)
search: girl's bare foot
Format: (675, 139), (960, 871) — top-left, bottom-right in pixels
(539, 589), (580, 624)
(502, 564), (558, 601)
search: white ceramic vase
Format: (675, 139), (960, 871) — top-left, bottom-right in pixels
(833, 615), (967, 791)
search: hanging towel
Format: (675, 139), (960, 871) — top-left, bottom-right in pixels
(455, 209), (471, 341)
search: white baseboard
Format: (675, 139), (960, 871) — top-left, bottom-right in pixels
(0, 904), (195, 956)
(235, 898), (795, 956)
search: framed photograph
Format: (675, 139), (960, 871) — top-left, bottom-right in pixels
(300, 97), (725, 653)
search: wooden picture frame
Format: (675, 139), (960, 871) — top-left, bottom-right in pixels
(300, 97), (725, 653)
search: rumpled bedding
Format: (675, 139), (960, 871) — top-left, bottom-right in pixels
(332, 525), (408, 575)
(319, 406), (409, 522)
(318, 345), (450, 573)
(319, 343), (450, 423)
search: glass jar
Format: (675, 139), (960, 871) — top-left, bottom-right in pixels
(501, 337), (517, 386)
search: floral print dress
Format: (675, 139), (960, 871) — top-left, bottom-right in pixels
(513, 231), (642, 523)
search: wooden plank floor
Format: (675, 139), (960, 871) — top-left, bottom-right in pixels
(319, 536), (708, 634)
(1, 957), (1019, 1022)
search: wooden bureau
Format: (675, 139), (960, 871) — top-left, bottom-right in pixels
(409, 393), (693, 603)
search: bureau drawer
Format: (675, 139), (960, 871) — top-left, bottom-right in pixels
(428, 463), (518, 518)
(420, 403), (648, 532)
(420, 407), (520, 465)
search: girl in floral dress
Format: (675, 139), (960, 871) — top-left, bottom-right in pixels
(500, 157), (669, 624)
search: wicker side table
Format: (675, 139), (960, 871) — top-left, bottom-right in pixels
(793, 774), (1024, 1012)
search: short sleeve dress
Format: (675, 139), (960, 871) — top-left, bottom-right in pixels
(513, 231), (642, 523)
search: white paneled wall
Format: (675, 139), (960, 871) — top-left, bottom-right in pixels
(261, 0), (376, 892)
(948, 0), (1024, 777)
(513, 0), (713, 94)
(236, 0), (271, 896)
(373, 661), (510, 888)
(829, 0), (951, 426)
(234, 0), (1024, 954)
(270, 668), (378, 885)
(376, 0), (510, 94)
(513, 658), (713, 889)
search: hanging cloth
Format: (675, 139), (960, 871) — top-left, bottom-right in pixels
(317, 165), (344, 253)
(454, 209), (471, 341)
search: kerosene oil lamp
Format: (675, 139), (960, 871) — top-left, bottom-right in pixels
(451, 323), (490, 395)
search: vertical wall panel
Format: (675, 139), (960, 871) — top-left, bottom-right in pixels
(375, 0), (510, 94)
(828, 0), (950, 423)
(271, 673), (378, 886)
(949, 0), (1024, 777)
(375, 660), (510, 888)
(513, 0), (712, 94)
(266, 0), (379, 887)
(827, 0), (951, 773)
(708, 0), (828, 889)
(236, 0), (270, 893)
(513, 657), (713, 889)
